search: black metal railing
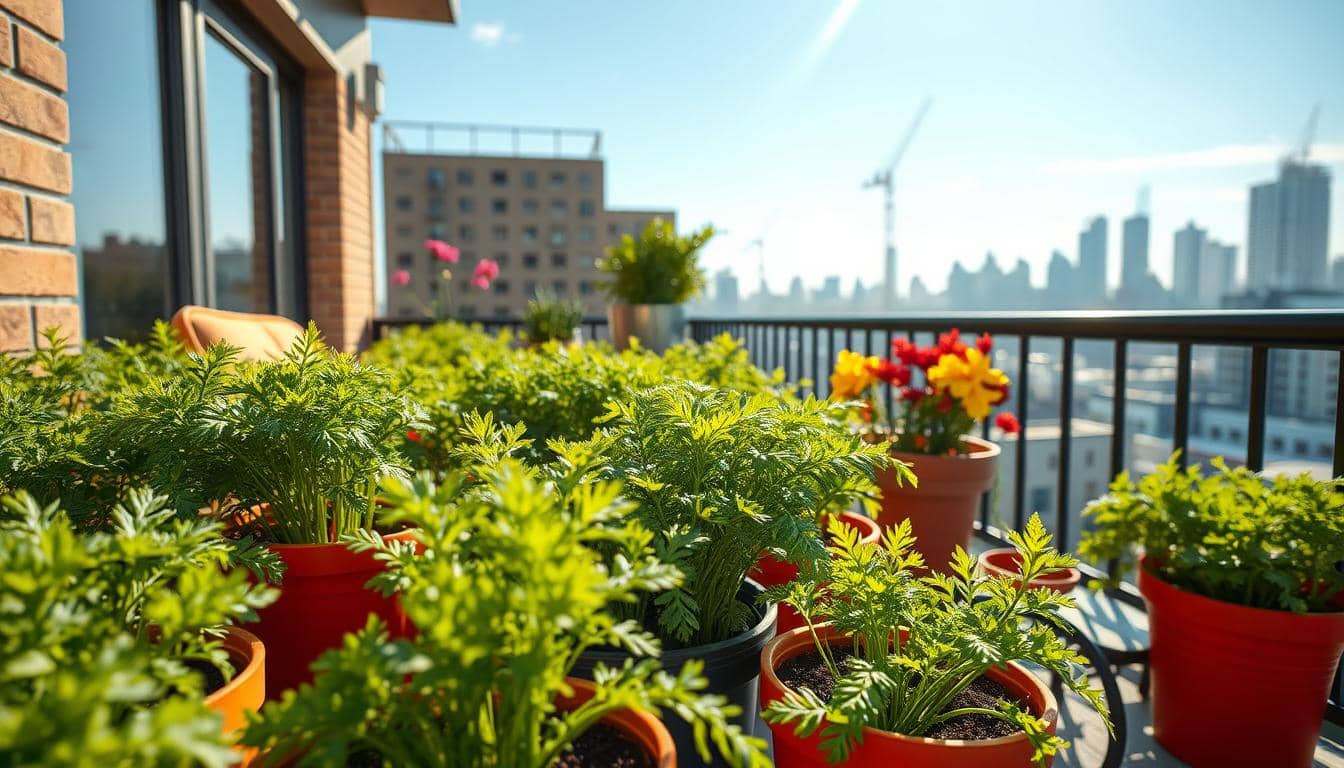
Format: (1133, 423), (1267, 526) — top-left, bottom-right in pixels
(372, 316), (610, 343)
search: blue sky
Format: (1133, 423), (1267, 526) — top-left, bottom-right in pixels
(371, 0), (1344, 297)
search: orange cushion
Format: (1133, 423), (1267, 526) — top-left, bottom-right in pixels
(171, 305), (305, 362)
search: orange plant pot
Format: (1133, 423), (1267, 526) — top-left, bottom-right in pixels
(751, 512), (882, 634)
(761, 624), (1058, 768)
(977, 548), (1081, 594)
(244, 529), (419, 698)
(204, 626), (265, 766)
(1138, 558), (1344, 768)
(558, 677), (677, 768)
(875, 436), (1000, 574)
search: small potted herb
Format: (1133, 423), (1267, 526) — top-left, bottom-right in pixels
(599, 217), (714, 352)
(829, 329), (1020, 572)
(1079, 455), (1344, 768)
(563, 380), (890, 765)
(0, 488), (278, 762)
(523, 288), (586, 346)
(762, 514), (1110, 767)
(243, 450), (769, 768)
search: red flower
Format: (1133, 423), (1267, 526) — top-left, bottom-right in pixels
(867, 358), (908, 386)
(406, 429), (422, 444)
(988, 382), (1010, 406)
(937, 328), (968, 358)
(936, 393), (955, 414)
(995, 413), (1021, 434)
(892, 338), (919, 365)
(916, 347), (942, 370)
(900, 386), (926, 403)
(976, 332), (993, 354)
(914, 434), (929, 449)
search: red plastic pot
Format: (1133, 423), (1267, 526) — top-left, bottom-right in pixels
(244, 529), (419, 697)
(204, 626), (265, 765)
(1138, 558), (1344, 768)
(761, 624), (1058, 767)
(977, 548), (1081, 594)
(875, 436), (1000, 574)
(751, 512), (881, 633)
(559, 677), (676, 768)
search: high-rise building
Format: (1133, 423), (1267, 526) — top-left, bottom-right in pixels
(1121, 213), (1150, 294)
(1333, 256), (1344, 290)
(383, 133), (674, 319)
(1246, 160), (1331, 291)
(711, 269), (739, 313)
(1172, 221), (1207, 305)
(1197, 240), (1238, 307)
(1077, 216), (1108, 302)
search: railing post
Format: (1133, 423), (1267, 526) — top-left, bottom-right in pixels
(1247, 346), (1268, 472)
(1174, 342), (1192, 466)
(1057, 337), (1074, 549)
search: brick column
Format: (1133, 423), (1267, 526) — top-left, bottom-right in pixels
(303, 73), (373, 352)
(0, 0), (76, 352)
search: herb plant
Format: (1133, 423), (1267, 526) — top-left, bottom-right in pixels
(243, 440), (769, 767)
(523, 288), (585, 343)
(564, 380), (894, 646)
(764, 514), (1110, 765)
(1079, 453), (1344, 612)
(598, 218), (714, 304)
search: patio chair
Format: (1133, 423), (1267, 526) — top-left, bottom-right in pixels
(171, 305), (305, 361)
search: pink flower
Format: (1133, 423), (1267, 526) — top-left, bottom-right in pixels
(425, 239), (459, 263)
(471, 276), (491, 290)
(392, 269), (411, 286)
(473, 258), (500, 281)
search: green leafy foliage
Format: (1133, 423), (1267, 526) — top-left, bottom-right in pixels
(1079, 453), (1344, 612)
(762, 514), (1110, 766)
(523, 288), (585, 343)
(0, 488), (277, 766)
(597, 218), (713, 304)
(243, 452), (769, 768)
(561, 380), (893, 646)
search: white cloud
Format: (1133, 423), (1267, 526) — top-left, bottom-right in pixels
(469, 22), (513, 47)
(1045, 143), (1344, 176)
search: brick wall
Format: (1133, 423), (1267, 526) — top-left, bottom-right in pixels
(304, 73), (374, 352)
(0, 0), (75, 352)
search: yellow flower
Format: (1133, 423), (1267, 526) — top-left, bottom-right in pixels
(927, 348), (1009, 420)
(830, 349), (879, 400)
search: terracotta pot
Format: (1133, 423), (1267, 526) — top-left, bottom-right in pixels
(874, 435), (1000, 573)
(559, 677), (676, 768)
(1138, 557), (1344, 768)
(751, 512), (882, 633)
(977, 548), (1081, 594)
(761, 624), (1058, 768)
(204, 626), (265, 765)
(244, 529), (420, 697)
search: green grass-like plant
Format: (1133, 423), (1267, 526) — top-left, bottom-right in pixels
(598, 218), (713, 304)
(764, 515), (1110, 766)
(1079, 453), (1344, 612)
(242, 434), (770, 767)
(562, 380), (894, 646)
(523, 288), (585, 343)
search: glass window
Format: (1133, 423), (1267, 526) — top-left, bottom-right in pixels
(428, 195), (446, 220)
(396, 224), (413, 236)
(491, 169), (508, 186)
(550, 200), (567, 218)
(550, 227), (567, 246)
(492, 252), (509, 267)
(458, 225), (475, 242)
(577, 226), (594, 242)
(428, 223), (447, 239)
(70, 0), (170, 341)
(549, 171), (566, 188)
(522, 170), (538, 189)
(522, 198), (539, 215)
(521, 226), (538, 243)
(456, 169), (474, 185)
(493, 279), (510, 295)
(522, 253), (539, 268)
(578, 200), (596, 218)
(396, 252), (413, 267)
(395, 166), (412, 177)
(491, 224), (509, 242)
(579, 280), (593, 295)
(578, 171), (593, 190)
(428, 168), (446, 190)
(551, 252), (567, 268)
(552, 280), (567, 294)
(492, 198), (508, 214)
(458, 197), (476, 213)
(396, 195), (414, 211)
(524, 280), (537, 297)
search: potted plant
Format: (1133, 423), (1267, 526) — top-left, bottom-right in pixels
(977, 549), (1081, 594)
(561, 380), (890, 766)
(242, 453), (770, 768)
(1079, 454), (1344, 768)
(97, 324), (428, 695)
(599, 217), (714, 353)
(0, 487), (278, 763)
(829, 329), (1021, 572)
(523, 288), (586, 346)
(761, 514), (1110, 767)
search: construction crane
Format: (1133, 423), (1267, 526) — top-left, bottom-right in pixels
(864, 97), (932, 307)
(741, 209), (782, 297)
(1293, 103), (1320, 162)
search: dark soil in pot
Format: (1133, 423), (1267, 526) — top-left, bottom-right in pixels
(777, 647), (1025, 741)
(341, 725), (651, 768)
(182, 657), (230, 696)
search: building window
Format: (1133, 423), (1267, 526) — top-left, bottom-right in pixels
(551, 252), (568, 268)
(577, 226), (594, 242)
(491, 224), (509, 242)
(1270, 436), (1285, 452)
(494, 306), (511, 318)
(1294, 439), (1309, 456)
(458, 225), (475, 242)
(1083, 449), (1094, 468)
(1030, 487), (1052, 515)
(491, 169), (508, 186)
(458, 197), (476, 214)
(1230, 428), (1243, 441)
(456, 169), (474, 185)
(492, 252), (509, 267)
(607, 223), (619, 238)
(395, 166), (412, 178)
(396, 252), (413, 268)
(550, 200), (567, 218)
(522, 198), (539, 215)
(493, 279), (510, 295)
(522, 253), (539, 269)
(428, 224), (447, 239)
(549, 171), (566, 188)
(428, 168), (446, 190)
(578, 171), (593, 190)
(579, 280), (593, 295)
(524, 280), (537, 297)
(552, 280), (567, 294)
(396, 195), (414, 211)
(1210, 426), (1223, 440)
(550, 228), (567, 246)
(492, 198), (508, 214)
(578, 200), (596, 218)
(428, 195), (446, 220)
(522, 226), (539, 244)
(396, 224), (413, 236)
(522, 170), (538, 189)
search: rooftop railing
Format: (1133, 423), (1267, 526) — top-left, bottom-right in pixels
(382, 121), (603, 159)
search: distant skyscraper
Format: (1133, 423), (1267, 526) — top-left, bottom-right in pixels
(1333, 256), (1344, 290)
(1197, 240), (1237, 307)
(1077, 216), (1107, 301)
(1247, 160), (1331, 291)
(712, 269), (739, 313)
(1046, 249), (1076, 306)
(1121, 213), (1150, 293)
(1172, 221), (1207, 305)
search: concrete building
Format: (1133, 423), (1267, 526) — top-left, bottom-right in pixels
(1172, 221), (1206, 305)
(1247, 160), (1332, 292)
(383, 135), (673, 319)
(990, 419), (1114, 551)
(1077, 216), (1108, 302)
(1120, 213), (1150, 296)
(1217, 290), (1343, 422)
(1197, 240), (1238, 307)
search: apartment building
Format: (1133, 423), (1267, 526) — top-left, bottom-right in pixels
(383, 126), (675, 319)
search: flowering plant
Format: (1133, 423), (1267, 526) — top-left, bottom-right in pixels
(391, 239), (501, 320)
(829, 328), (1019, 455)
